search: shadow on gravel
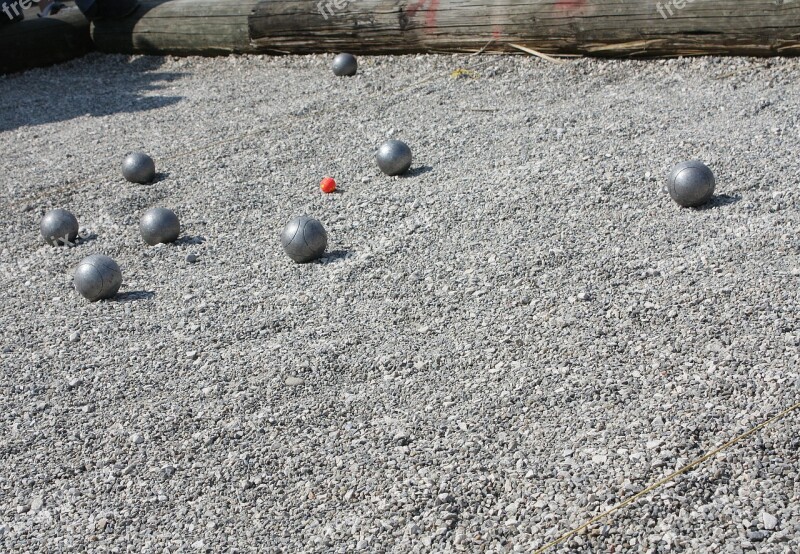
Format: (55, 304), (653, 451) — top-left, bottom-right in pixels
(150, 172), (170, 184)
(402, 166), (434, 178)
(0, 55), (183, 132)
(696, 194), (741, 210)
(76, 232), (99, 245)
(114, 290), (155, 302)
(322, 250), (350, 262)
(176, 235), (205, 246)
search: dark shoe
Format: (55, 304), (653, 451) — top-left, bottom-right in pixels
(76, 0), (139, 20)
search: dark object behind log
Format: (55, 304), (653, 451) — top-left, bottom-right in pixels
(0, 8), (92, 74)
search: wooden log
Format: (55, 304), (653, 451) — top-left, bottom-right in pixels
(0, 8), (92, 74)
(91, 0), (261, 55)
(250, 0), (800, 56)
(91, 0), (800, 58)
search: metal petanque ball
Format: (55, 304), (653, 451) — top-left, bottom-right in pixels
(40, 208), (79, 246)
(332, 53), (357, 77)
(667, 160), (716, 208)
(139, 207), (180, 246)
(376, 139), (412, 176)
(280, 216), (327, 263)
(122, 151), (156, 184)
(74, 254), (122, 302)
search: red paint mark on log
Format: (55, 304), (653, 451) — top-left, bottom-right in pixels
(406, 0), (423, 18)
(405, 0), (440, 30)
(426, 0), (439, 28)
(554, 0), (586, 11)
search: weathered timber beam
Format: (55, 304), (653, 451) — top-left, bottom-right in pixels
(249, 0), (800, 56)
(91, 0), (262, 55)
(86, 0), (800, 58)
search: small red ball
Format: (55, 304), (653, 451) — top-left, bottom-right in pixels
(320, 176), (336, 193)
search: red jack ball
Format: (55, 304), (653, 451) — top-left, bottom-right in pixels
(320, 176), (336, 194)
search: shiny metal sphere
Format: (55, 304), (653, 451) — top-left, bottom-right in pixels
(139, 207), (180, 246)
(332, 53), (357, 77)
(280, 216), (327, 263)
(40, 208), (79, 246)
(376, 140), (412, 176)
(74, 255), (122, 301)
(667, 160), (715, 207)
(122, 151), (156, 184)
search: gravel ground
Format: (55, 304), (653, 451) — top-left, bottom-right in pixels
(1, 52), (800, 553)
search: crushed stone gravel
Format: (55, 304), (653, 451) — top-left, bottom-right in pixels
(1, 52), (800, 553)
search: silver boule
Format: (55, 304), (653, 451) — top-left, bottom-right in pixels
(74, 254), (122, 301)
(139, 207), (180, 246)
(40, 208), (79, 246)
(280, 216), (327, 263)
(332, 53), (357, 77)
(122, 151), (156, 184)
(667, 160), (715, 207)
(376, 139), (413, 176)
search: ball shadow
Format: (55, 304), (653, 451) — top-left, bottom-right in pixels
(114, 290), (156, 302)
(695, 194), (741, 210)
(150, 172), (170, 184)
(321, 249), (350, 262)
(175, 235), (205, 246)
(401, 166), (434, 178)
(76, 232), (99, 245)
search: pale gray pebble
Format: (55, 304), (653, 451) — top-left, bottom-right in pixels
(284, 376), (305, 386)
(29, 497), (44, 513)
(186, 253), (198, 263)
(763, 512), (778, 530)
